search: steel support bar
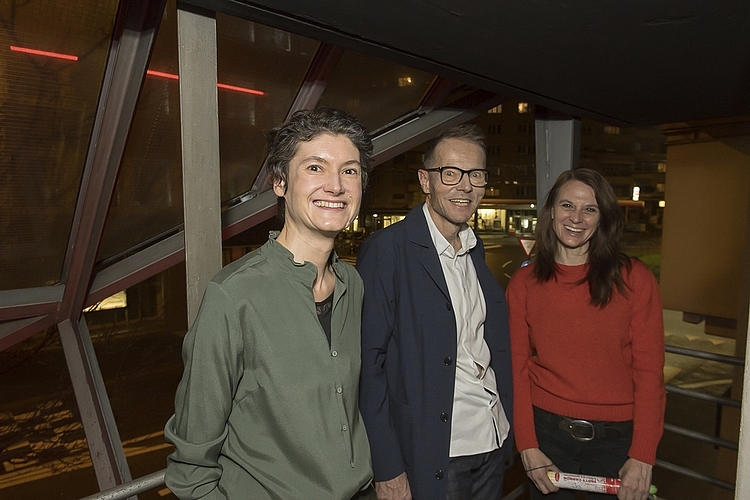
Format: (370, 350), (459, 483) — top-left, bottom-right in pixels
(372, 90), (503, 166)
(59, 0), (167, 321)
(663, 422), (739, 451)
(655, 459), (735, 491)
(250, 43), (343, 195)
(0, 315), (57, 352)
(0, 286), (63, 322)
(177, 5), (223, 326)
(665, 344), (745, 367)
(58, 317), (132, 493)
(221, 190), (278, 241)
(534, 108), (580, 208)
(666, 384), (742, 408)
(79, 469), (166, 500)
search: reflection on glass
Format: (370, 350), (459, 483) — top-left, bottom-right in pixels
(98, 0), (182, 265)
(0, 0), (118, 289)
(217, 14), (319, 204)
(85, 265), (186, 466)
(317, 50), (435, 132)
(98, 6), (320, 264)
(0, 326), (99, 497)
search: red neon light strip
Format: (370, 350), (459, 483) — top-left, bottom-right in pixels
(217, 82), (265, 96)
(147, 69), (264, 96)
(10, 45), (78, 61)
(9, 46), (263, 96)
(146, 69), (179, 80)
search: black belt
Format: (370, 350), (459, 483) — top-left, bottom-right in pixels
(534, 407), (632, 442)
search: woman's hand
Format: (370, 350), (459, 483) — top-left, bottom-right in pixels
(617, 458), (652, 500)
(520, 448), (561, 494)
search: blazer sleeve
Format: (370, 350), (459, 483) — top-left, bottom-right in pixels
(357, 234), (407, 482)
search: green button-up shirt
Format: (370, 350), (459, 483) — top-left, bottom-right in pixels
(165, 235), (372, 499)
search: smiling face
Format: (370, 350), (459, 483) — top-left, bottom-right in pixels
(418, 137), (486, 240)
(552, 179), (601, 263)
(273, 133), (363, 242)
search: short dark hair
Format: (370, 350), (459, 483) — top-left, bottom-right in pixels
(534, 168), (631, 307)
(265, 107), (373, 192)
(423, 123), (486, 168)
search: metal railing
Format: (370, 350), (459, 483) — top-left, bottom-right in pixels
(79, 469), (165, 500)
(79, 468), (528, 500)
(78, 342), (743, 500)
(658, 343), (744, 492)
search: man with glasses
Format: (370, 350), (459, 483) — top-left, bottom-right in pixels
(358, 124), (513, 500)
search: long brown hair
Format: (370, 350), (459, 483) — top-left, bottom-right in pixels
(533, 168), (631, 307)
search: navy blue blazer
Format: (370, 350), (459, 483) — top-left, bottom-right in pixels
(358, 204), (513, 499)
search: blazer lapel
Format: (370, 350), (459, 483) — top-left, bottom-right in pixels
(406, 204), (451, 301)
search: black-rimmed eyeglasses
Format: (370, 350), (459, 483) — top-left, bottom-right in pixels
(423, 166), (489, 187)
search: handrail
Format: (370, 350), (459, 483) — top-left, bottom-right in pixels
(665, 344), (744, 366)
(78, 341), (743, 500)
(655, 459), (735, 491)
(663, 423), (738, 451)
(665, 384), (741, 408)
(79, 469), (165, 500)
(78, 468), (528, 500)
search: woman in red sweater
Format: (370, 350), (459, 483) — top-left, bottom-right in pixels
(507, 168), (665, 500)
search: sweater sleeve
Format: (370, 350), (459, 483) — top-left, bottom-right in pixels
(626, 260), (666, 464)
(506, 267), (539, 452)
(164, 282), (243, 500)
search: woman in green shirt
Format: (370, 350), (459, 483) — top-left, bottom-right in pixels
(165, 108), (374, 500)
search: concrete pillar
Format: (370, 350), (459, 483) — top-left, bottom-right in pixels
(534, 108), (580, 207)
(177, 6), (223, 327)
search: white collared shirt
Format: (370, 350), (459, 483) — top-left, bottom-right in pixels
(423, 204), (510, 457)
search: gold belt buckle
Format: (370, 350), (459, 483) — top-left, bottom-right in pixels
(569, 419), (596, 441)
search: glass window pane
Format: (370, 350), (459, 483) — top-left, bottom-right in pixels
(0, 326), (99, 497)
(0, 0), (119, 290)
(217, 14), (320, 204)
(85, 264), (187, 496)
(317, 50), (435, 132)
(99, 7), (320, 264)
(97, 0), (182, 265)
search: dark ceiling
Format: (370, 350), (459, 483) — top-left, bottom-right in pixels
(198, 0), (750, 126)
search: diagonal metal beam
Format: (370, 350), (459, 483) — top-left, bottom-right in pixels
(0, 315), (58, 352)
(86, 190), (278, 308)
(54, 0), (167, 496)
(0, 286), (64, 322)
(249, 43), (343, 197)
(59, 317), (131, 491)
(418, 76), (460, 112)
(372, 90), (504, 165)
(83, 92), (504, 308)
(58, 0), (167, 323)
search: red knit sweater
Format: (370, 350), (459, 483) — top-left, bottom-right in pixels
(506, 259), (666, 465)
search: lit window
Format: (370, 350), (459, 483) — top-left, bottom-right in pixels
(658, 200), (666, 208)
(632, 186), (640, 201)
(518, 102), (529, 113)
(488, 105), (502, 114)
(658, 162), (667, 172)
(604, 125), (620, 135)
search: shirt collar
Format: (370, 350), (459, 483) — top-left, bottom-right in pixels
(265, 231), (344, 283)
(422, 203), (477, 257)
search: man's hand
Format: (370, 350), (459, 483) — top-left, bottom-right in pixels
(520, 448), (561, 495)
(374, 471), (412, 500)
(618, 458), (652, 500)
